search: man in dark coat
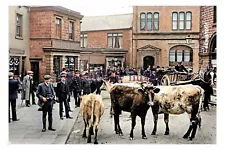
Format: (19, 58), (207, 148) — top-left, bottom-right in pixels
(9, 72), (19, 123)
(109, 71), (119, 84)
(56, 73), (73, 120)
(82, 73), (92, 95)
(175, 62), (188, 72)
(36, 75), (56, 132)
(72, 70), (82, 107)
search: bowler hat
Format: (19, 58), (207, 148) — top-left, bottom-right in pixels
(44, 75), (51, 80)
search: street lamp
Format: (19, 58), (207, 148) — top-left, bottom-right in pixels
(186, 35), (192, 45)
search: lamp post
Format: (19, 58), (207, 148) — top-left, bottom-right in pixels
(186, 35), (192, 45)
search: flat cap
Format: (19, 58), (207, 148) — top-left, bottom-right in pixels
(44, 75), (51, 80)
(27, 71), (34, 74)
(60, 72), (67, 77)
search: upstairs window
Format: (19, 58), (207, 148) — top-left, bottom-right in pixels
(172, 12), (178, 30)
(107, 33), (123, 48)
(16, 14), (22, 37)
(153, 12), (159, 31)
(179, 12), (185, 30)
(80, 33), (88, 48)
(69, 21), (74, 40)
(140, 13), (146, 30)
(55, 18), (62, 39)
(186, 12), (192, 30)
(147, 13), (152, 31)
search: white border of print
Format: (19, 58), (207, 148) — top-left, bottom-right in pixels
(2, 0), (224, 150)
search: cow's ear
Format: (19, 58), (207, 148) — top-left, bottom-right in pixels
(153, 88), (160, 93)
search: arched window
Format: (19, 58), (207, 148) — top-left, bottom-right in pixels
(186, 12), (192, 30)
(153, 12), (159, 30)
(172, 12), (178, 30)
(179, 12), (185, 30)
(169, 45), (193, 66)
(147, 13), (152, 31)
(140, 13), (146, 30)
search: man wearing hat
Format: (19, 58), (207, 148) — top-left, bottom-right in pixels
(72, 70), (82, 107)
(36, 75), (56, 132)
(56, 72), (73, 120)
(9, 72), (20, 123)
(82, 72), (92, 95)
(22, 71), (34, 107)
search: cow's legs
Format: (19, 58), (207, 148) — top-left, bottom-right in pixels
(129, 114), (137, 140)
(93, 121), (99, 144)
(116, 112), (123, 136)
(90, 126), (94, 135)
(113, 112), (118, 134)
(140, 115), (147, 139)
(87, 126), (92, 143)
(151, 108), (158, 135)
(82, 119), (87, 138)
(164, 113), (170, 135)
(189, 104), (200, 140)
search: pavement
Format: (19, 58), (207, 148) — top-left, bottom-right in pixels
(8, 93), (80, 144)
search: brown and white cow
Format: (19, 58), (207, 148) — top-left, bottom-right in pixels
(109, 82), (160, 140)
(80, 94), (104, 144)
(150, 84), (204, 140)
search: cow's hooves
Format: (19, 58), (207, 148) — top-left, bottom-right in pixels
(183, 135), (188, 139)
(87, 140), (91, 143)
(94, 141), (98, 144)
(129, 137), (134, 140)
(151, 132), (156, 135)
(142, 136), (147, 139)
(188, 137), (193, 141)
(82, 135), (87, 138)
(164, 131), (169, 135)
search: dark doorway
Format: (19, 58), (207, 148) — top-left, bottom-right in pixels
(31, 62), (40, 88)
(143, 56), (155, 70)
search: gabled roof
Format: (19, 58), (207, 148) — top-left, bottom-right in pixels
(81, 13), (133, 31)
(137, 45), (161, 51)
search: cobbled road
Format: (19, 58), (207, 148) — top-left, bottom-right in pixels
(66, 91), (216, 144)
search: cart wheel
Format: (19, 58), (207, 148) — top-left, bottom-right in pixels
(161, 75), (170, 86)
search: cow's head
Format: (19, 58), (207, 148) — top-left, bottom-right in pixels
(138, 83), (160, 106)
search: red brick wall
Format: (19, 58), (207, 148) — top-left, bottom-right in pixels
(82, 29), (132, 67)
(199, 6), (216, 69)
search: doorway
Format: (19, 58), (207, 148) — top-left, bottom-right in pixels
(31, 62), (40, 88)
(143, 56), (155, 69)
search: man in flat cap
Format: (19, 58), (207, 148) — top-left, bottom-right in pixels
(56, 73), (73, 120)
(82, 72), (92, 95)
(71, 70), (82, 107)
(9, 72), (20, 123)
(36, 75), (56, 132)
(22, 71), (34, 107)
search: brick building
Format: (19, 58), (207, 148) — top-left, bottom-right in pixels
(199, 6), (217, 69)
(29, 6), (83, 83)
(80, 14), (132, 72)
(9, 6), (30, 78)
(132, 6), (200, 72)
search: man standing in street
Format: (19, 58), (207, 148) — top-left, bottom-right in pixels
(72, 70), (82, 108)
(36, 75), (56, 132)
(22, 71), (33, 107)
(56, 73), (73, 120)
(82, 73), (92, 95)
(109, 71), (119, 84)
(9, 72), (19, 123)
(30, 76), (36, 105)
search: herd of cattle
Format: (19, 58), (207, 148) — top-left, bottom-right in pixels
(79, 74), (214, 144)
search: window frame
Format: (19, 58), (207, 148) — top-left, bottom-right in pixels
(172, 12), (178, 30)
(140, 12), (146, 31)
(107, 33), (123, 48)
(185, 11), (192, 30)
(55, 17), (62, 39)
(69, 21), (74, 40)
(153, 12), (159, 31)
(179, 12), (185, 30)
(147, 12), (152, 31)
(80, 33), (88, 48)
(16, 13), (23, 37)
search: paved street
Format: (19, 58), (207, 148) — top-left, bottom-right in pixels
(9, 94), (80, 144)
(66, 91), (217, 144)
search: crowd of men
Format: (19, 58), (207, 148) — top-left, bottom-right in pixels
(9, 62), (217, 132)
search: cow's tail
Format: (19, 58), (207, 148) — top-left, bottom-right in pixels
(90, 94), (96, 127)
(197, 87), (205, 129)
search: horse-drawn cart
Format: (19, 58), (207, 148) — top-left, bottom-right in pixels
(161, 71), (192, 86)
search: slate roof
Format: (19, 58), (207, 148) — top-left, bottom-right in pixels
(81, 13), (133, 31)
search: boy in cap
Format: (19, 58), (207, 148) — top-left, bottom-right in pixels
(36, 75), (56, 132)
(56, 73), (73, 120)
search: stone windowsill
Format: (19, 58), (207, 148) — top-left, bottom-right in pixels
(15, 36), (23, 40)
